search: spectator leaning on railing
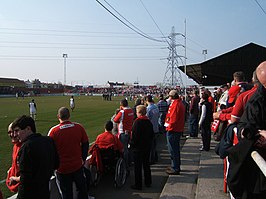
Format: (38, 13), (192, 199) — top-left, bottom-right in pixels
(227, 61), (266, 199)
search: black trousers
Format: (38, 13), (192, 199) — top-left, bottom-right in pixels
(133, 150), (152, 188)
(201, 122), (211, 151)
(56, 167), (88, 199)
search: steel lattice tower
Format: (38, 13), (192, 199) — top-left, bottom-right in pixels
(163, 26), (185, 88)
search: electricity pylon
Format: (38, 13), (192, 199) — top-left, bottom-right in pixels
(163, 26), (185, 88)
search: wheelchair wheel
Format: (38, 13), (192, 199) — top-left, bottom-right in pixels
(89, 165), (100, 186)
(114, 157), (127, 188)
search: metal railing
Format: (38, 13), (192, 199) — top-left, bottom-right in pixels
(251, 151), (266, 177)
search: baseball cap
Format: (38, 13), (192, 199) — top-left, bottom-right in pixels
(228, 85), (241, 103)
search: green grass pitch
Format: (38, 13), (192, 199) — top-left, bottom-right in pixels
(0, 95), (133, 198)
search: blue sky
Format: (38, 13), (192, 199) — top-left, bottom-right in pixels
(0, 0), (265, 86)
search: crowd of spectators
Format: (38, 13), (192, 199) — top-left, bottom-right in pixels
(4, 61), (266, 199)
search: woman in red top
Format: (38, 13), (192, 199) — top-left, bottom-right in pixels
(6, 123), (22, 193)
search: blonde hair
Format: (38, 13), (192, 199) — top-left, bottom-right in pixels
(136, 105), (146, 116)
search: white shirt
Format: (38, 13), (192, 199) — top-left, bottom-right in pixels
(29, 102), (36, 113)
(70, 98), (75, 108)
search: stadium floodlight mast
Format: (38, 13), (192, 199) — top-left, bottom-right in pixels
(202, 50), (207, 61)
(63, 53), (68, 92)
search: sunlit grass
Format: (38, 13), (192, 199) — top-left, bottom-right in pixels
(0, 95), (133, 198)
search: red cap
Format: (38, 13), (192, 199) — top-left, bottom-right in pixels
(228, 85), (241, 103)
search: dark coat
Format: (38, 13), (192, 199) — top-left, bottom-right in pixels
(18, 133), (59, 199)
(131, 116), (154, 152)
(228, 85), (266, 198)
(238, 84), (266, 139)
(200, 101), (213, 125)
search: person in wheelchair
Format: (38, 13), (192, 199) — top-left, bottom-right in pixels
(95, 121), (123, 154)
(88, 121), (127, 188)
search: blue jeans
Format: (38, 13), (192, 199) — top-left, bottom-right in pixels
(188, 114), (199, 137)
(166, 131), (181, 172)
(150, 133), (159, 163)
(158, 113), (166, 133)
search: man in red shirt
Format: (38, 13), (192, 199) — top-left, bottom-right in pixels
(214, 71), (259, 123)
(231, 71), (259, 123)
(164, 90), (185, 175)
(95, 121), (123, 153)
(48, 107), (89, 199)
(113, 99), (134, 167)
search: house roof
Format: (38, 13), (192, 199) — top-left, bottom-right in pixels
(179, 43), (266, 86)
(0, 77), (25, 87)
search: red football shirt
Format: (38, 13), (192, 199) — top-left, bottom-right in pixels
(48, 121), (89, 174)
(113, 107), (134, 137)
(231, 86), (257, 120)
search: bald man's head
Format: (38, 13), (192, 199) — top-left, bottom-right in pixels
(57, 107), (70, 121)
(256, 61), (266, 88)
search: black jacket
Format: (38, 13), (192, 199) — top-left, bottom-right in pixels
(228, 85), (266, 198)
(238, 84), (266, 139)
(200, 100), (213, 125)
(18, 133), (59, 199)
(131, 116), (154, 152)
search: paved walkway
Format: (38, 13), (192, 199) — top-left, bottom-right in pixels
(160, 136), (229, 199)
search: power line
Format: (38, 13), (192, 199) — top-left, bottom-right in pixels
(0, 27), (212, 55)
(139, 0), (169, 44)
(0, 31), (156, 38)
(0, 45), (164, 50)
(0, 41), (163, 47)
(254, 0), (266, 15)
(186, 37), (218, 56)
(95, 0), (166, 43)
(0, 56), (162, 61)
(0, 27), (170, 37)
(0, 28), (214, 59)
(103, 0), (155, 39)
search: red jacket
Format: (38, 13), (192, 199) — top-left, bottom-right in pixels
(113, 107), (134, 138)
(95, 131), (123, 153)
(88, 144), (104, 173)
(208, 96), (216, 112)
(219, 107), (233, 121)
(165, 98), (185, 132)
(219, 86), (257, 121)
(6, 143), (22, 193)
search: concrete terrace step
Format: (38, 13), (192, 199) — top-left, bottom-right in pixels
(196, 141), (228, 199)
(160, 137), (229, 199)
